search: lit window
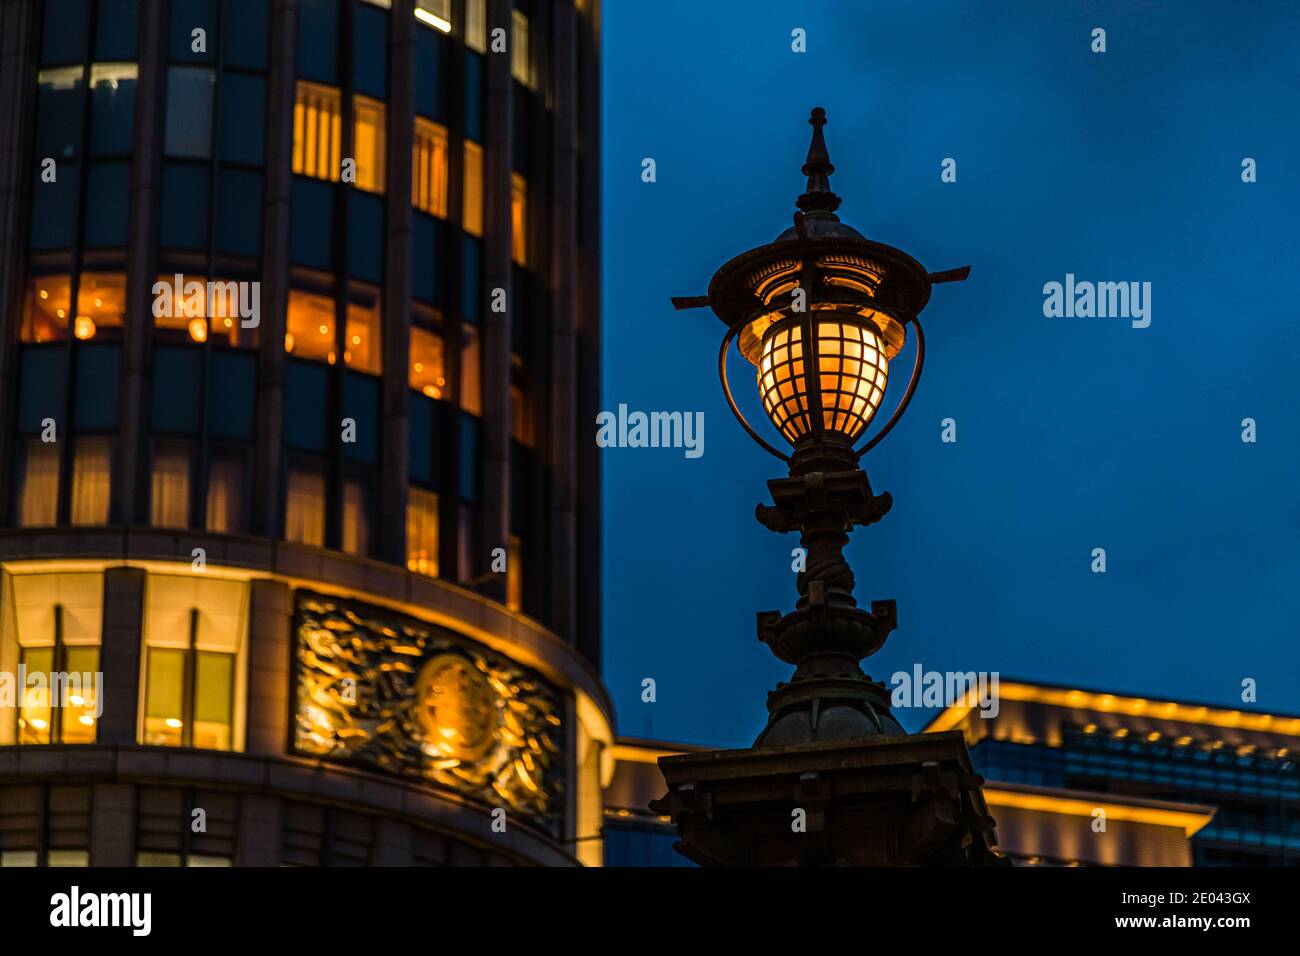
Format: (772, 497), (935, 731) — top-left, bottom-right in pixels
(409, 327), (446, 398)
(155, 274), (258, 347)
(462, 140), (483, 236)
(205, 453), (245, 533)
(69, 437), (111, 526)
(466, 0), (486, 53)
(16, 439), (59, 527)
(5, 572), (105, 746)
(412, 117), (449, 216)
(21, 274), (70, 342)
(460, 324), (481, 415)
(352, 94), (387, 193)
(345, 285), (382, 374)
(73, 272), (126, 340)
(507, 534), (523, 612)
(286, 289), (336, 363)
(141, 575), (248, 751)
(510, 383), (533, 446)
(292, 81), (342, 181)
(414, 0), (452, 33)
(150, 442), (191, 528)
(511, 173), (527, 266)
(342, 479), (370, 556)
(511, 10), (533, 88)
(407, 487), (439, 576)
(285, 467), (326, 547)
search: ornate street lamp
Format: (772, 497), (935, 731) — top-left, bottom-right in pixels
(653, 108), (1004, 866)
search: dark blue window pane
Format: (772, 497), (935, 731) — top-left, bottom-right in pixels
(83, 161), (130, 247)
(414, 27), (444, 120)
(222, 0), (268, 70)
(291, 178), (334, 268)
(218, 72), (265, 165)
(42, 0), (90, 65)
(412, 213), (434, 302)
(285, 359), (326, 451)
(152, 346), (202, 433)
(342, 372), (379, 464)
(96, 0), (139, 59)
(464, 54), (483, 142)
(459, 413), (478, 501)
(30, 165), (80, 250)
(74, 344), (120, 430)
(169, 0), (217, 62)
(215, 168), (263, 256)
(512, 87), (530, 175)
(36, 70), (85, 161)
(161, 163), (211, 249)
(207, 350), (256, 439)
(18, 347), (67, 434)
(347, 191), (383, 282)
(90, 68), (136, 156)
(409, 392), (434, 483)
(297, 0), (337, 84)
(353, 3), (388, 99)
(461, 236), (481, 321)
(165, 67), (216, 159)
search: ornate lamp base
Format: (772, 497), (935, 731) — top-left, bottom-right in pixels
(648, 731), (1008, 867)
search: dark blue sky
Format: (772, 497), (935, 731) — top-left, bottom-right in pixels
(599, 0), (1300, 748)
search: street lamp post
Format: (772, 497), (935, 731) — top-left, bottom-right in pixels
(651, 108), (1006, 866)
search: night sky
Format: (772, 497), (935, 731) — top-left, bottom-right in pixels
(600, 0), (1300, 749)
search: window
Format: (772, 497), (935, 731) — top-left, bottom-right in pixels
(89, 62), (137, 156)
(352, 94), (387, 193)
(73, 272), (126, 340)
(69, 437), (111, 525)
(21, 275), (70, 343)
(511, 173), (527, 266)
(16, 439), (59, 527)
(342, 479), (370, 557)
(136, 788), (237, 866)
(414, 0), (451, 32)
(407, 487), (439, 576)
(409, 327), (446, 398)
(510, 383), (533, 446)
(141, 574), (248, 751)
(346, 286), (382, 374)
(286, 289), (336, 363)
(507, 534), (523, 612)
(4, 571), (105, 745)
(511, 10), (533, 88)
(285, 467), (325, 546)
(460, 324), (481, 415)
(205, 452), (246, 533)
(462, 140), (483, 236)
(150, 441), (191, 528)
(164, 66), (216, 159)
(292, 81), (341, 181)
(0, 786), (90, 867)
(35, 66), (85, 161)
(412, 118), (448, 216)
(466, 0), (486, 53)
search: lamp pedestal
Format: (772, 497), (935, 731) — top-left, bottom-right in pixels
(648, 731), (1006, 866)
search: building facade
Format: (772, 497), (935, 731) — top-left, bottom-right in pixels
(924, 680), (1300, 867)
(0, 0), (610, 866)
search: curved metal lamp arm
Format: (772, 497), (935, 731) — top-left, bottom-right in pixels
(718, 323), (792, 464)
(855, 313), (925, 459)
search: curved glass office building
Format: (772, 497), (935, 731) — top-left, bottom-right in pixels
(0, 0), (608, 866)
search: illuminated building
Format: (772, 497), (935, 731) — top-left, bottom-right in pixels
(603, 681), (1300, 867)
(0, 0), (608, 866)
